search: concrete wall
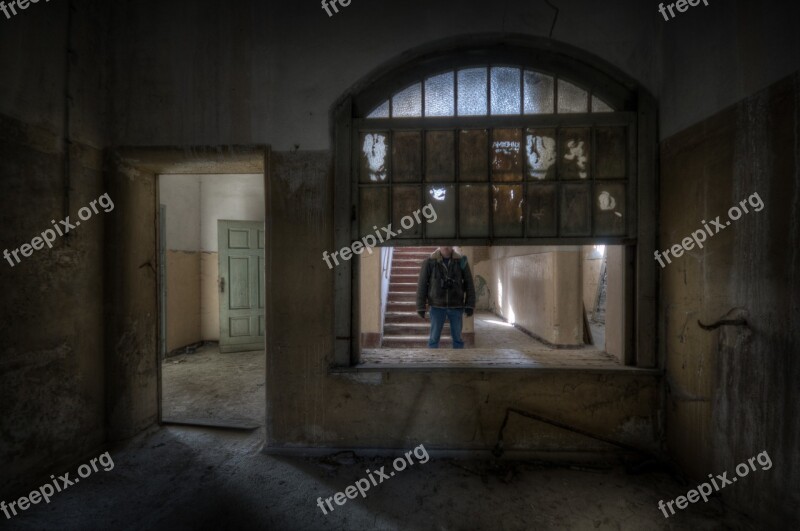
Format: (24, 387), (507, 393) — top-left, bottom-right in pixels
(267, 151), (660, 454)
(660, 73), (800, 528)
(472, 247), (584, 346)
(0, 0), (111, 495)
(581, 246), (604, 313)
(659, 0), (800, 138)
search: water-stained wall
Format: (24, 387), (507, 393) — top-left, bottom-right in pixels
(660, 73), (800, 528)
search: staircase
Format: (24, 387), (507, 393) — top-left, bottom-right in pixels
(381, 247), (453, 348)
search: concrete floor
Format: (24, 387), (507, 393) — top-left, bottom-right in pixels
(8, 425), (757, 531)
(361, 312), (617, 369)
(161, 344), (265, 427)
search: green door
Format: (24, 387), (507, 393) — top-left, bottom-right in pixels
(218, 220), (265, 353)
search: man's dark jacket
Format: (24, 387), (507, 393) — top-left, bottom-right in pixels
(416, 249), (476, 310)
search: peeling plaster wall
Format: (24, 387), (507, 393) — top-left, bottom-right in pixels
(660, 73), (800, 528)
(0, 0), (111, 495)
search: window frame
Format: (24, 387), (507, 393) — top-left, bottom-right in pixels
(333, 39), (657, 371)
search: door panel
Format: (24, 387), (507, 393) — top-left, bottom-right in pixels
(219, 220), (265, 353)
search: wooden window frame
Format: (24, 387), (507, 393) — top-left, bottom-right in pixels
(332, 38), (657, 370)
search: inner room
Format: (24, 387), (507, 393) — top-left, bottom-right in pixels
(158, 173), (266, 429)
(359, 244), (623, 368)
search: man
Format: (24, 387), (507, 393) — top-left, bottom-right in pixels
(416, 246), (476, 349)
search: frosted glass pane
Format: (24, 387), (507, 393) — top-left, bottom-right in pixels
(594, 183), (626, 236)
(367, 100), (389, 119)
(527, 184), (557, 236)
(360, 132), (389, 182)
(393, 186), (422, 238)
(392, 83), (422, 117)
(491, 129), (523, 182)
(457, 68), (487, 116)
(459, 129), (488, 182)
(560, 184), (591, 236)
(359, 187), (389, 235)
(559, 128), (591, 180)
(459, 185), (489, 237)
(425, 72), (454, 117)
(525, 129), (557, 180)
(592, 96), (614, 113)
(426, 185), (456, 237)
(558, 80), (588, 113)
(492, 185), (524, 237)
(490, 67), (521, 115)
(524, 71), (554, 114)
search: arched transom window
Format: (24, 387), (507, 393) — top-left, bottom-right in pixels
(354, 64), (632, 242)
(366, 67), (614, 119)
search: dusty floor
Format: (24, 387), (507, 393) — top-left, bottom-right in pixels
(362, 312), (617, 369)
(161, 344), (265, 427)
(6, 426), (759, 531)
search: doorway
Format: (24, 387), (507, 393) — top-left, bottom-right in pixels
(158, 173), (266, 429)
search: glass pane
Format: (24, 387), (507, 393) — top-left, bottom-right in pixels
(425, 72), (454, 117)
(527, 184), (557, 236)
(492, 185), (524, 237)
(359, 187), (389, 235)
(426, 185), (456, 237)
(491, 129), (523, 182)
(459, 129), (488, 182)
(360, 132), (389, 182)
(392, 83), (422, 117)
(459, 185), (490, 237)
(592, 96), (614, 113)
(425, 131), (455, 182)
(557, 80), (588, 113)
(559, 128), (591, 180)
(392, 131), (422, 182)
(393, 186), (422, 238)
(490, 67), (521, 115)
(560, 183), (591, 236)
(367, 100), (389, 119)
(457, 68), (487, 116)
(524, 71), (554, 114)
(594, 183), (626, 236)
(595, 127), (626, 179)
(525, 129), (557, 180)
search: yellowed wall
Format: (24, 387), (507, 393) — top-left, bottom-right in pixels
(359, 250), (382, 335)
(166, 250), (201, 351)
(200, 252), (219, 341)
(605, 246), (624, 363)
(581, 246), (604, 313)
(474, 247), (583, 345)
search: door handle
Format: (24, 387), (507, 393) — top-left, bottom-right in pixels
(220, 277), (225, 293)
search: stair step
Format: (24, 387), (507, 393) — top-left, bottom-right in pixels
(384, 323), (450, 334)
(388, 283), (417, 293)
(387, 292), (416, 301)
(381, 336), (452, 348)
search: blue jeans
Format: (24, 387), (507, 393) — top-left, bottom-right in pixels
(428, 307), (464, 349)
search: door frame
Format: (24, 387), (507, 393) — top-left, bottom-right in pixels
(105, 145), (270, 434)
